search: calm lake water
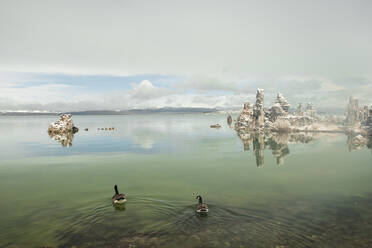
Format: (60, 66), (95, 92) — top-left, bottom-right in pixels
(0, 114), (372, 248)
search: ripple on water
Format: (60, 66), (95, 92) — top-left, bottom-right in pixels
(52, 195), (372, 248)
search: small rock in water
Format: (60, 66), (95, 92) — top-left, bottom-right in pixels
(227, 115), (232, 125)
(84, 128), (88, 131)
(210, 124), (221, 128)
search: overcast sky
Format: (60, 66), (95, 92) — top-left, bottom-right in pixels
(0, 0), (371, 112)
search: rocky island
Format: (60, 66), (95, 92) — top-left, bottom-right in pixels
(48, 114), (79, 147)
(235, 89), (343, 133)
(344, 97), (372, 151)
(234, 89), (372, 164)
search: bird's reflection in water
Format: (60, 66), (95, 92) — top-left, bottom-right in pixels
(113, 203), (126, 211)
(237, 132), (318, 167)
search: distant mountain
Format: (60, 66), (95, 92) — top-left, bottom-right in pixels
(0, 107), (218, 116)
(70, 107), (217, 115)
(0, 111), (57, 116)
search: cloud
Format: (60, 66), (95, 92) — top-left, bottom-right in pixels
(131, 80), (169, 99)
(0, 70), (371, 114)
(0, 1), (371, 113)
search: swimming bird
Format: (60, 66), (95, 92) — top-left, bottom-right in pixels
(195, 195), (208, 213)
(112, 185), (126, 204)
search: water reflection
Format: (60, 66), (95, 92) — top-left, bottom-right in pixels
(48, 132), (75, 147)
(113, 203), (126, 211)
(41, 114), (372, 159)
(347, 134), (372, 153)
(238, 132), (318, 167)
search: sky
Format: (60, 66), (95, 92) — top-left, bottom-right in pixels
(0, 0), (371, 113)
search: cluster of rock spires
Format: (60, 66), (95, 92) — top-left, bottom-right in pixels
(47, 114), (79, 147)
(234, 89), (372, 154)
(235, 89), (325, 133)
(344, 97), (372, 151)
(345, 96), (372, 130)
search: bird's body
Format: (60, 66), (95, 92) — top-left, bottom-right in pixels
(195, 195), (208, 213)
(112, 185), (126, 204)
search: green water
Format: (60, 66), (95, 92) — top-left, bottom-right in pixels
(0, 114), (372, 248)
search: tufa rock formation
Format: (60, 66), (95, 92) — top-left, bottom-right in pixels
(235, 89), (322, 133)
(276, 93), (290, 113)
(360, 105), (370, 124)
(296, 103), (303, 116)
(304, 103), (318, 118)
(48, 114), (79, 134)
(361, 108), (372, 137)
(252, 89), (265, 129)
(344, 98), (372, 152)
(345, 97), (359, 126)
(48, 114), (79, 147)
(235, 89), (267, 131)
(235, 102), (254, 130)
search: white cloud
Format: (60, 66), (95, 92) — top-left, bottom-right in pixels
(0, 1), (371, 113)
(0, 69), (371, 113)
(131, 80), (169, 99)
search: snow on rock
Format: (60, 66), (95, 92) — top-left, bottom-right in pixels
(234, 89), (343, 134)
(235, 102), (254, 130)
(253, 89), (265, 129)
(48, 114), (79, 134)
(276, 93), (290, 113)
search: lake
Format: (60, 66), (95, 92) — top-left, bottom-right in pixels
(0, 114), (372, 248)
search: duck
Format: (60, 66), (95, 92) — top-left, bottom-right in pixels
(195, 195), (208, 213)
(112, 185), (126, 204)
